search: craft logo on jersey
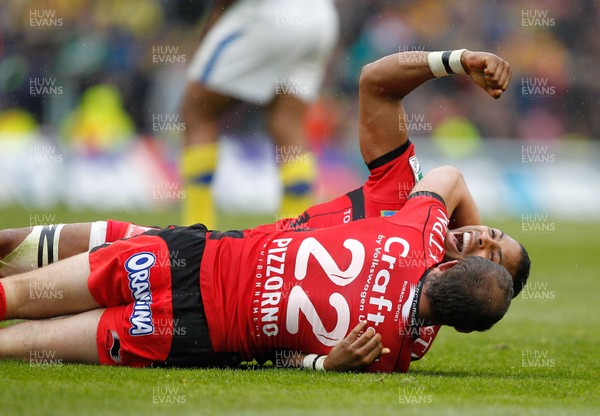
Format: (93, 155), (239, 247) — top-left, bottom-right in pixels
(409, 155), (423, 182)
(125, 252), (156, 336)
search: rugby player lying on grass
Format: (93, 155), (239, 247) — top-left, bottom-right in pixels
(0, 166), (514, 372)
(0, 48), (530, 370)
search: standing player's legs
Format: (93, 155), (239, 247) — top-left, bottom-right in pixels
(180, 2), (248, 229)
(183, 0), (338, 224)
(265, 1), (339, 218)
(180, 83), (239, 228)
(266, 94), (316, 218)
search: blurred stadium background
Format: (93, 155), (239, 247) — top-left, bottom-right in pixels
(1, 0), (598, 228)
(1, 2), (600, 415)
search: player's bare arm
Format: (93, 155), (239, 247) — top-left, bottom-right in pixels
(0, 224), (93, 277)
(0, 221), (156, 277)
(359, 50), (511, 164)
(416, 165), (481, 230)
(409, 165), (475, 223)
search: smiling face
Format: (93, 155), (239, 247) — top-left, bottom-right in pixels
(444, 225), (522, 279)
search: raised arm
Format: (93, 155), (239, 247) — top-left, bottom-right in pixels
(358, 50), (511, 164)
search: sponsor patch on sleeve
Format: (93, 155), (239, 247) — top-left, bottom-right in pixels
(409, 155), (423, 182)
(380, 210), (398, 217)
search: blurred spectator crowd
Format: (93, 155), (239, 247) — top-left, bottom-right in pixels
(0, 0), (598, 155)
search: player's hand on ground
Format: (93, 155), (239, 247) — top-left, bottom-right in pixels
(323, 321), (391, 371)
(461, 50), (511, 99)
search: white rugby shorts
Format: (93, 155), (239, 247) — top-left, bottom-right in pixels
(187, 0), (339, 104)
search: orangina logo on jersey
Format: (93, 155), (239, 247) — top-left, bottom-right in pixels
(125, 252), (156, 336)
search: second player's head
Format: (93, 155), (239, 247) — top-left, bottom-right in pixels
(424, 256), (514, 332)
(444, 225), (531, 298)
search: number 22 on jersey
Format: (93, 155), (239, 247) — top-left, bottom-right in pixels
(285, 236), (409, 346)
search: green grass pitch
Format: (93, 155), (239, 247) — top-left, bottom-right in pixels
(0, 206), (598, 415)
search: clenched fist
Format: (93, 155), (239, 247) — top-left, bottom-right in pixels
(461, 51), (511, 99)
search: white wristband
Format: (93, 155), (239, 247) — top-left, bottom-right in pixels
(303, 354), (318, 370)
(427, 49), (467, 77)
(314, 355), (327, 371)
(449, 49), (467, 74)
(427, 51), (447, 77)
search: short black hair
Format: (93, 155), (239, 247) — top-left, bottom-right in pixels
(512, 243), (531, 297)
(426, 256), (513, 332)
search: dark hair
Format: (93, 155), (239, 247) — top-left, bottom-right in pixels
(425, 256), (514, 332)
(511, 243), (531, 297)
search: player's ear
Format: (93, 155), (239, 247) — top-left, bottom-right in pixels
(434, 260), (459, 273)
